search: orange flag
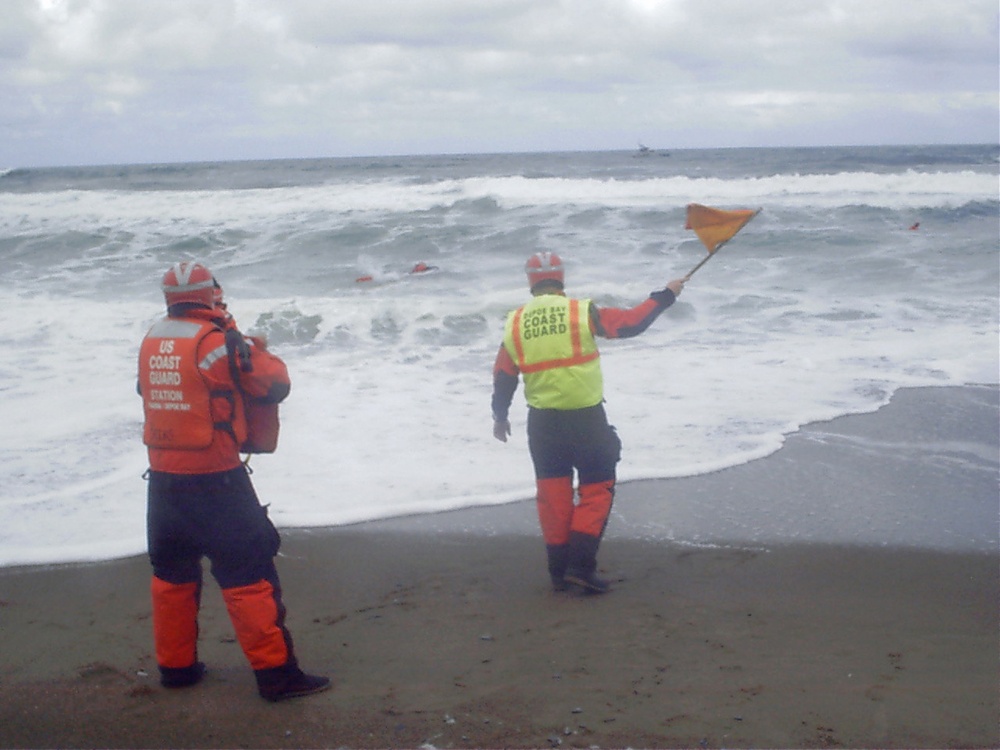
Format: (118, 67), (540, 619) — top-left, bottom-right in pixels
(685, 203), (759, 254)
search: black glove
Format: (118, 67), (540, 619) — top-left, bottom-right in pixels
(225, 328), (253, 372)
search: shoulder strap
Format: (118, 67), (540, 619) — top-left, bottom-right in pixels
(207, 323), (252, 445)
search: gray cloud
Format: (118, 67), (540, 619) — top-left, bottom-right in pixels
(3, 0), (997, 167)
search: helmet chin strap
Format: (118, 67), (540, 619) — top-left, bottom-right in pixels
(530, 279), (565, 295)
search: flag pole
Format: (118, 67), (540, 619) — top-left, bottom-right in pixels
(684, 238), (731, 280)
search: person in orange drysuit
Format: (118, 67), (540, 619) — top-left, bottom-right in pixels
(492, 252), (685, 593)
(138, 261), (329, 702)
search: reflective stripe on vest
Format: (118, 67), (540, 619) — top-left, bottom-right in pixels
(504, 296), (603, 410)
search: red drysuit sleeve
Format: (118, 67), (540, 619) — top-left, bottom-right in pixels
(590, 287), (676, 339)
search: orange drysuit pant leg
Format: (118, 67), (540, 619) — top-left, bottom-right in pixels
(221, 578), (293, 672)
(151, 576), (201, 670)
(567, 480), (616, 578)
(536, 476), (574, 545)
(571, 480), (616, 538)
(536, 476), (574, 582)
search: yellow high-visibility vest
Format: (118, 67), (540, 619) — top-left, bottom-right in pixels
(503, 294), (603, 410)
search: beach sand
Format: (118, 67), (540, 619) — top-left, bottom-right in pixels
(0, 386), (997, 749)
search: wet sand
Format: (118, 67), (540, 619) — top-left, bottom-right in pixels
(0, 386), (997, 749)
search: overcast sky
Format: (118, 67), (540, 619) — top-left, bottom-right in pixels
(3, 0), (998, 168)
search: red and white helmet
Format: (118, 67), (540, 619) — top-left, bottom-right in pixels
(525, 251), (564, 290)
(161, 261), (215, 308)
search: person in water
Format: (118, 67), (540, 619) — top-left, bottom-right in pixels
(356, 261), (438, 283)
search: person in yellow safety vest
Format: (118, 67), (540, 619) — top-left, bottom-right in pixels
(491, 251), (686, 593)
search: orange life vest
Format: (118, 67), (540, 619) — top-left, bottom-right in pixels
(139, 317), (243, 451)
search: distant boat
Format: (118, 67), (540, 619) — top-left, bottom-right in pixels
(635, 143), (669, 158)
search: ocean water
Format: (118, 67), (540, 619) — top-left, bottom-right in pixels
(1, 144), (997, 566)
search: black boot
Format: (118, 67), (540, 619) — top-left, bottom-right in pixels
(546, 544), (569, 591)
(160, 661), (206, 688)
(564, 531), (610, 594)
(256, 663), (331, 702)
